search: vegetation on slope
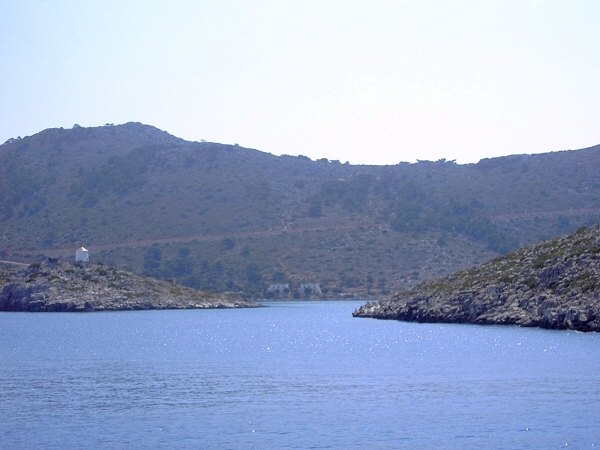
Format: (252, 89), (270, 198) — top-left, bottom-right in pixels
(0, 260), (254, 311)
(355, 225), (600, 331)
(2, 123), (600, 296)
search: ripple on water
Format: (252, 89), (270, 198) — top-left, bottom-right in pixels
(1, 302), (600, 448)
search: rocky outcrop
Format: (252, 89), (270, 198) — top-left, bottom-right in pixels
(354, 225), (600, 331)
(0, 261), (255, 311)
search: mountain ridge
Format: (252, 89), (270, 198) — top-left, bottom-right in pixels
(2, 122), (600, 296)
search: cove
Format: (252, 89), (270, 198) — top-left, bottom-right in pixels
(1, 301), (599, 448)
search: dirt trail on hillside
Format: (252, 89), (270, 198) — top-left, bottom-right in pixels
(10, 222), (371, 258)
(489, 207), (600, 222)
(0, 260), (29, 267)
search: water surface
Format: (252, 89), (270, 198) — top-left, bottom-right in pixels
(1, 301), (599, 448)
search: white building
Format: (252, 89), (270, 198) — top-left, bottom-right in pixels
(75, 246), (89, 263)
(299, 283), (321, 296)
(266, 283), (290, 296)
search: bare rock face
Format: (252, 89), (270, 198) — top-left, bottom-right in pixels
(354, 225), (600, 332)
(0, 261), (256, 312)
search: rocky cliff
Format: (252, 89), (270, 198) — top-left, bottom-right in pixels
(354, 225), (600, 331)
(0, 261), (255, 311)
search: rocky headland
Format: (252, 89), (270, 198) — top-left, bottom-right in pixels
(0, 260), (255, 311)
(354, 225), (600, 331)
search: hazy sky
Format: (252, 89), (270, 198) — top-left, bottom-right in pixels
(2, 1), (599, 164)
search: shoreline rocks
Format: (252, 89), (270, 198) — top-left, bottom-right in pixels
(0, 261), (256, 312)
(354, 225), (600, 332)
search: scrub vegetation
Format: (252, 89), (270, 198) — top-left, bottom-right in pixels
(2, 123), (600, 296)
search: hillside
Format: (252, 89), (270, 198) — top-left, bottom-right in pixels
(0, 260), (254, 311)
(2, 122), (600, 296)
(354, 225), (600, 331)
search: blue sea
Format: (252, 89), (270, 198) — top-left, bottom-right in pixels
(1, 301), (599, 449)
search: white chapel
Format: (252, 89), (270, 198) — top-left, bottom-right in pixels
(75, 246), (89, 263)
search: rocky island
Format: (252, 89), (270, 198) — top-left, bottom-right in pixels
(354, 225), (600, 332)
(0, 260), (255, 311)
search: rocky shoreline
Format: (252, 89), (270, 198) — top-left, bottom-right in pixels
(0, 261), (256, 312)
(354, 225), (600, 332)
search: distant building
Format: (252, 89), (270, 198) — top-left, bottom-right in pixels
(75, 246), (89, 263)
(266, 283), (290, 296)
(299, 283), (321, 296)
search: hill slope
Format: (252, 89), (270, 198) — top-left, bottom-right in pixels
(2, 122), (600, 296)
(354, 225), (600, 331)
(0, 260), (254, 311)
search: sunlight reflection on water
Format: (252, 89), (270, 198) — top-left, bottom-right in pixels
(1, 301), (600, 448)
